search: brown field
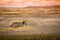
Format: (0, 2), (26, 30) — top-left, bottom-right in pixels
(0, 34), (60, 40)
(0, 5), (60, 18)
(0, 5), (60, 40)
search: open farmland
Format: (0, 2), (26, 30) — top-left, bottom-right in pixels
(0, 5), (60, 40)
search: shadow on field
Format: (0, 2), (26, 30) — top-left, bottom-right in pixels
(0, 34), (60, 40)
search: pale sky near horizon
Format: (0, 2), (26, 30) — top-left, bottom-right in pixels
(0, 0), (60, 7)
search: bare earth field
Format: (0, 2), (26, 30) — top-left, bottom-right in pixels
(0, 17), (60, 35)
(0, 5), (60, 40)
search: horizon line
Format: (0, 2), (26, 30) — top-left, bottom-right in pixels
(0, 5), (60, 8)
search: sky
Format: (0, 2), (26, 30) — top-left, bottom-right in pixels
(0, 0), (60, 7)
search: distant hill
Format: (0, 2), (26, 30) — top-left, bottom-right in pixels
(0, 5), (60, 18)
(0, 5), (60, 12)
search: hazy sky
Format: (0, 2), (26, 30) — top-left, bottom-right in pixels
(0, 0), (60, 7)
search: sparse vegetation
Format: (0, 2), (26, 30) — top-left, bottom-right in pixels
(0, 34), (60, 40)
(0, 5), (60, 18)
(0, 5), (60, 40)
